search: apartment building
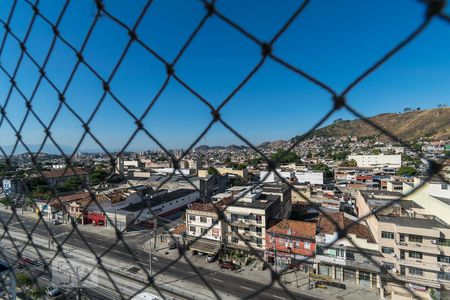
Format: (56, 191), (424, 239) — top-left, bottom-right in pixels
(185, 202), (225, 254)
(315, 212), (381, 291)
(403, 177), (450, 225)
(356, 190), (450, 299)
(41, 167), (90, 186)
(261, 182), (292, 221)
(224, 187), (282, 253)
(348, 154), (402, 169)
(265, 220), (316, 270)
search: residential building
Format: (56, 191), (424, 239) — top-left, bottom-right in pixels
(41, 167), (90, 186)
(265, 220), (316, 270)
(348, 154), (402, 169)
(315, 212), (381, 291)
(261, 182), (292, 220)
(356, 190), (450, 299)
(185, 202), (225, 254)
(224, 187), (282, 253)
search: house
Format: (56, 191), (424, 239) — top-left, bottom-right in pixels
(315, 212), (381, 291)
(265, 220), (316, 270)
(41, 167), (90, 186)
(185, 202), (225, 255)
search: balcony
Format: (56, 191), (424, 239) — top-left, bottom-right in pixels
(345, 258), (380, 272)
(398, 259), (441, 272)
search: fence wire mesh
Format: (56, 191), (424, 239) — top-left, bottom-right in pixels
(0, 0), (449, 299)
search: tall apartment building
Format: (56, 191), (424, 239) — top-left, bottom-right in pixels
(356, 190), (450, 299)
(224, 187), (282, 253)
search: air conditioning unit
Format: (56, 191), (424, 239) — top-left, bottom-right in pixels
(432, 240), (437, 244)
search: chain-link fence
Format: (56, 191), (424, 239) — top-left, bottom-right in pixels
(0, 0), (449, 299)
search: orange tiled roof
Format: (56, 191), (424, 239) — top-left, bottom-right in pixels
(172, 223), (186, 235)
(317, 212), (375, 243)
(267, 219), (317, 240)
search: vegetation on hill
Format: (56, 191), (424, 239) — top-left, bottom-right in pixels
(309, 107), (450, 141)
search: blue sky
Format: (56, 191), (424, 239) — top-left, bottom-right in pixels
(0, 0), (449, 154)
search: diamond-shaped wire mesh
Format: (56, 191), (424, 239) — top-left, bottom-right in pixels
(0, 0), (449, 299)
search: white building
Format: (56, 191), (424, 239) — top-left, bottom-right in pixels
(348, 154), (402, 169)
(260, 170), (323, 185)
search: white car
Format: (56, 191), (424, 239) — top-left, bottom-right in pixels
(50, 219), (62, 225)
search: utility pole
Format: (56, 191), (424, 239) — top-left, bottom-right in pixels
(149, 217), (157, 277)
(48, 206), (51, 249)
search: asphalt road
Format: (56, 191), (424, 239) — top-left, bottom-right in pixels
(0, 210), (320, 300)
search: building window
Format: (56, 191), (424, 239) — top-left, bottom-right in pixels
(409, 267), (423, 276)
(200, 216), (207, 223)
(189, 215), (196, 222)
(382, 247), (394, 254)
(255, 215), (262, 224)
(438, 272), (450, 281)
(336, 248), (345, 258)
(304, 242), (311, 250)
(319, 265), (331, 276)
(438, 256), (450, 263)
(383, 262), (395, 270)
(201, 228), (208, 234)
(256, 238), (262, 246)
(232, 237), (239, 244)
(442, 184), (448, 190)
(231, 226), (238, 233)
(399, 234), (405, 242)
(437, 239), (450, 247)
(381, 231), (394, 239)
(346, 250), (355, 261)
(190, 226), (196, 233)
(409, 251), (423, 259)
(409, 235), (422, 243)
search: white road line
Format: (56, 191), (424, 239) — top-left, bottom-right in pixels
(188, 271), (197, 275)
(272, 295), (285, 300)
(211, 277), (224, 282)
(240, 285), (254, 291)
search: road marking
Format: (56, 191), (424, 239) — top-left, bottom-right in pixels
(272, 295), (285, 300)
(188, 271), (197, 275)
(211, 277), (223, 282)
(240, 285), (254, 291)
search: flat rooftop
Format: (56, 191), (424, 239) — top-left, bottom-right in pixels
(231, 194), (279, 209)
(122, 189), (197, 212)
(378, 215), (450, 229)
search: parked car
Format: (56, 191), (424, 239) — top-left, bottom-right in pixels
(219, 261), (240, 270)
(206, 253), (218, 263)
(168, 240), (177, 250)
(50, 219), (62, 225)
(46, 286), (62, 297)
(18, 257), (33, 267)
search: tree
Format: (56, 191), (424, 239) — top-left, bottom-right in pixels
(207, 167), (219, 175)
(312, 163), (333, 180)
(59, 176), (82, 192)
(372, 148), (381, 155)
(332, 151), (349, 161)
(340, 159), (357, 168)
(397, 166), (417, 177)
(91, 165), (109, 185)
(403, 107), (412, 112)
(248, 157), (262, 166)
(271, 149), (300, 164)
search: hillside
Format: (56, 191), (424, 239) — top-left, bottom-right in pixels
(310, 107), (450, 141)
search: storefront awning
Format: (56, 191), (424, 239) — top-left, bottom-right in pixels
(188, 238), (220, 254)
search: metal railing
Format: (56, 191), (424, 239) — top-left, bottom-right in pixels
(0, 0), (449, 299)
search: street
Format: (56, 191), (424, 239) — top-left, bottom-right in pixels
(0, 209), (320, 300)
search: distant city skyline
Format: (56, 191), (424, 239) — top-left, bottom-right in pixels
(1, 0), (450, 154)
